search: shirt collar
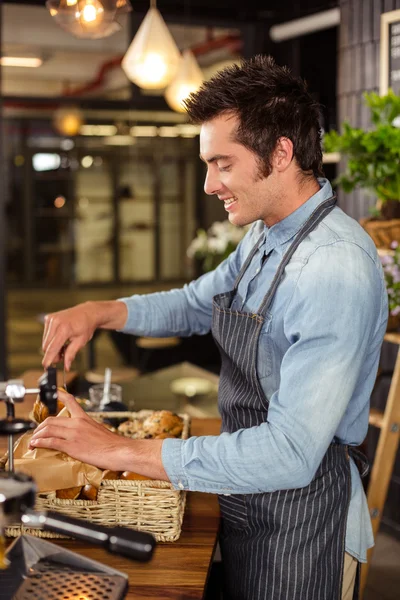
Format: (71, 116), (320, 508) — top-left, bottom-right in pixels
(263, 178), (334, 255)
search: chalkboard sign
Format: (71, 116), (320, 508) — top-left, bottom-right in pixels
(380, 9), (400, 95)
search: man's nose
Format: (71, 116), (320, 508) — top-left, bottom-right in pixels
(204, 168), (221, 196)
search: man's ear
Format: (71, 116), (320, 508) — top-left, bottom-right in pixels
(272, 137), (294, 172)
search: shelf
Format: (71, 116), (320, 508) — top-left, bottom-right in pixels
(384, 332), (400, 345)
(35, 210), (74, 218)
(322, 152), (340, 164)
(369, 408), (384, 429)
(37, 245), (74, 253)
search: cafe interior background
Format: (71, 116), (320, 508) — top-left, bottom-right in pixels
(1, 0), (400, 598)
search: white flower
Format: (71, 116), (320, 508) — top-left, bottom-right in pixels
(186, 232), (208, 258)
(208, 237), (228, 253)
(187, 219), (249, 267)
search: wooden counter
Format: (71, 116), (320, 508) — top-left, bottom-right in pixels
(3, 371), (222, 599)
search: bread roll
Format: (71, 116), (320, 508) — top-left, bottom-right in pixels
(142, 410), (183, 438)
(120, 471), (152, 481)
(79, 484), (98, 501)
(117, 419), (144, 438)
(102, 469), (121, 480)
(33, 395), (65, 424)
(154, 432), (175, 439)
(56, 486), (82, 500)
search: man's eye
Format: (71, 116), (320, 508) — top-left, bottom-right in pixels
(218, 165), (231, 172)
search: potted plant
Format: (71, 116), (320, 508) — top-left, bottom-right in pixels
(324, 89), (400, 248)
(380, 242), (400, 331)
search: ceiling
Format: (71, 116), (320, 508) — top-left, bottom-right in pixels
(1, 0), (338, 116)
(4, 0), (339, 23)
(1, 2), (244, 101)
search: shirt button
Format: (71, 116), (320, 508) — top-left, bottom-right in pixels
(177, 482), (184, 490)
(256, 268), (260, 274)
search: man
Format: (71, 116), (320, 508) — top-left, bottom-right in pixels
(32, 56), (388, 600)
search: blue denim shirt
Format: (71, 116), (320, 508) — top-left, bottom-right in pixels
(120, 179), (388, 562)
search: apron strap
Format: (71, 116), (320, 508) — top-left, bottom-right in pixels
(257, 194), (337, 316)
(232, 232), (265, 291)
(348, 446), (370, 479)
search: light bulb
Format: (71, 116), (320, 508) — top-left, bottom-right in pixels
(47, 0), (132, 40)
(165, 50), (203, 113)
(53, 106), (84, 137)
(137, 53), (168, 87)
(77, 0), (104, 27)
(121, 7), (181, 89)
(82, 4), (97, 21)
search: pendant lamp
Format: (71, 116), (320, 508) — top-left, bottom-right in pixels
(121, 2), (181, 90)
(165, 50), (203, 113)
(53, 105), (84, 136)
(46, 0), (132, 40)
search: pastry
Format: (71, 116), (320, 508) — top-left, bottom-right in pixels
(102, 469), (121, 480)
(79, 484), (98, 501)
(154, 432), (175, 439)
(118, 419), (145, 438)
(120, 471), (152, 481)
(56, 486), (82, 500)
(142, 411), (183, 438)
(33, 395), (65, 423)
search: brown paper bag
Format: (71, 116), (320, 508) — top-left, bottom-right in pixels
(6, 407), (103, 493)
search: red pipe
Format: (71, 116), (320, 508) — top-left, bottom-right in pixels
(3, 33), (242, 107)
(64, 33), (242, 98)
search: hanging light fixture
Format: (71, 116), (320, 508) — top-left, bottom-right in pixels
(53, 105), (84, 136)
(121, 0), (181, 90)
(46, 0), (132, 40)
(165, 50), (203, 113)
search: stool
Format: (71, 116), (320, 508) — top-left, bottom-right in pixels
(136, 337), (181, 373)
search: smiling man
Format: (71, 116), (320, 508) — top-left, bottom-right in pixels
(34, 56), (388, 600)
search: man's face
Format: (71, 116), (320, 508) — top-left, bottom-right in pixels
(200, 114), (279, 227)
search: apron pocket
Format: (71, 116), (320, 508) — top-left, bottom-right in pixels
(218, 494), (249, 529)
(257, 312), (273, 378)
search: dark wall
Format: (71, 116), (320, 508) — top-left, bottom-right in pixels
(0, 5), (7, 380)
(338, 0), (400, 219)
(338, 0), (400, 541)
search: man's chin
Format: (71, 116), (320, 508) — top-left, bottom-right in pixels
(228, 213), (251, 228)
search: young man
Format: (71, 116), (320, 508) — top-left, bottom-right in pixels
(33, 56), (388, 599)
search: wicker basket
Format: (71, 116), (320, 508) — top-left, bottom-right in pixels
(359, 217), (400, 249)
(5, 410), (190, 542)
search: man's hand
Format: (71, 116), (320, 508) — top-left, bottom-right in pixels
(42, 303), (98, 370)
(42, 300), (128, 370)
(29, 390), (169, 480)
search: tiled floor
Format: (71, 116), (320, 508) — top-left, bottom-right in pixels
(5, 287), (400, 599)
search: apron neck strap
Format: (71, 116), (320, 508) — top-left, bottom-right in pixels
(257, 194), (337, 316)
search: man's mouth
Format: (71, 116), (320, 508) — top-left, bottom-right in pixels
(223, 197), (237, 209)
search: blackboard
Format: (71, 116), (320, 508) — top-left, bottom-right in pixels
(389, 20), (400, 95)
(380, 9), (400, 95)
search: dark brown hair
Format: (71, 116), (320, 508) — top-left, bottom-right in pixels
(184, 55), (324, 179)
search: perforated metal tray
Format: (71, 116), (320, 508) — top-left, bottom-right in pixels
(2, 535), (128, 600)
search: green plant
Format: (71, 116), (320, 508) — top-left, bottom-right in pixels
(324, 89), (400, 210)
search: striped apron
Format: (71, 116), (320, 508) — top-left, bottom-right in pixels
(212, 196), (361, 600)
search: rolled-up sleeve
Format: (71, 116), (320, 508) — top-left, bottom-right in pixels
(118, 232), (250, 337)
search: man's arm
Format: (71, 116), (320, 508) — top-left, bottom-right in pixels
(42, 226), (253, 369)
(29, 390), (169, 480)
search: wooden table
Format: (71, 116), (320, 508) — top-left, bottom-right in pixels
(3, 370), (222, 599)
